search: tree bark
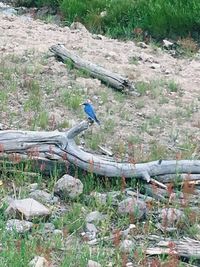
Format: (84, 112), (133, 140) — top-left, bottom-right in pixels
(49, 44), (138, 95)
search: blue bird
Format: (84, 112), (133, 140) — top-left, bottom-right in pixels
(82, 102), (100, 125)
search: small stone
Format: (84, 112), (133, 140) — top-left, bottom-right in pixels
(54, 174), (83, 199)
(163, 39), (174, 49)
(150, 63), (160, 69)
(120, 240), (135, 253)
(92, 34), (103, 40)
(6, 219), (33, 233)
(28, 183), (38, 192)
(29, 190), (58, 205)
(159, 208), (186, 227)
(121, 224), (136, 237)
(53, 229), (63, 238)
(81, 231), (96, 241)
(86, 211), (105, 223)
(118, 197), (147, 220)
(28, 256), (49, 267)
(42, 223), (55, 234)
(87, 260), (102, 267)
(126, 263), (134, 267)
(86, 223), (98, 233)
(6, 198), (51, 221)
(90, 192), (107, 205)
(137, 42), (148, 48)
(70, 22), (89, 34)
(100, 11), (107, 17)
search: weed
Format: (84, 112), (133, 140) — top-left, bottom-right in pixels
(177, 37), (199, 56)
(135, 81), (149, 96)
(129, 56), (139, 65)
(135, 99), (145, 109)
(167, 80), (179, 93)
(61, 87), (84, 110)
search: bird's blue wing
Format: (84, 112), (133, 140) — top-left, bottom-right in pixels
(84, 104), (96, 120)
(84, 104), (100, 125)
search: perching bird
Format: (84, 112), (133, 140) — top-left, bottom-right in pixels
(82, 102), (100, 125)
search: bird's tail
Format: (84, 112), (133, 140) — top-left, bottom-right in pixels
(96, 118), (101, 125)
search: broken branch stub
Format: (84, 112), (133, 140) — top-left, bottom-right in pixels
(0, 121), (200, 182)
(49, 44), (137, 94)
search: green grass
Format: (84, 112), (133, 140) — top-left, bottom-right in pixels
(35, 0), (200, 42)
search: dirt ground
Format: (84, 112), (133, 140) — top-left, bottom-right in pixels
(0, 9), (200, 161)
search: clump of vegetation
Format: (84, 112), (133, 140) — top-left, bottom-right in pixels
(34, 0), (200, 42)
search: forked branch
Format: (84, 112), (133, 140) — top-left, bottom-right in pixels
(0, 121), (200, 183)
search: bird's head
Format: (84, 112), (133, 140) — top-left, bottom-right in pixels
(80, 99), (92, 106)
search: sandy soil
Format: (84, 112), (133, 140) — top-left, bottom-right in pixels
(0, 9), (200, 161)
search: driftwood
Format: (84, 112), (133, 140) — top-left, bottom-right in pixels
(49, 44), (137, 94)
(146, 237), (200, 259)
(0, 121), (200, 186)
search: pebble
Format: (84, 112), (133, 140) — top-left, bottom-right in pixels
(54, 174), (83, 199)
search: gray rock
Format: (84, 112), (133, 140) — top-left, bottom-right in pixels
(6, 219), (33, 233)
(6, 198), (51, 221)
(28, 256), (49, 267)
(159, 208), (186, 227)
(29, 190), (58, 205)
(87, 260), (102, 267)
(120, 240), (135, 253)
(86, 211), (106, 223)
(118, 197), (147, 220)
(86, 223), (98, 233)
(54, 174), (83, 199)
(81, 231), (96, 241)
(90, 192), (107, 205)
(70, 22), (89, 34)
(42, 223), (55, 234)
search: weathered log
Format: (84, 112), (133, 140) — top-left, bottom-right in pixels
(49, 44), (138, 94)
(0, 121), (200, 183)
(155, 173), (200, 183)
(146, 237), (200, 259)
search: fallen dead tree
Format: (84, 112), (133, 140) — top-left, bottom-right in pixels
(49, 44), (138, 94)
(0, 121), (200, 187)
(146, 237), (200, 259)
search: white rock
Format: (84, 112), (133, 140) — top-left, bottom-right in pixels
(163, 39), (174, 49)
(150, 63), (160, 69)
(28, 256), (49, 267)
(100, 11), (107, 17)
(137, 42), (148, 48)
(6, 219), (33, 233)
(54, 174), (83, 199)
(6, 198), (50, 220)
(87, 260), (102, 267)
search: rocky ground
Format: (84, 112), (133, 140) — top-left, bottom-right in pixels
(0, 2), (200, 267)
